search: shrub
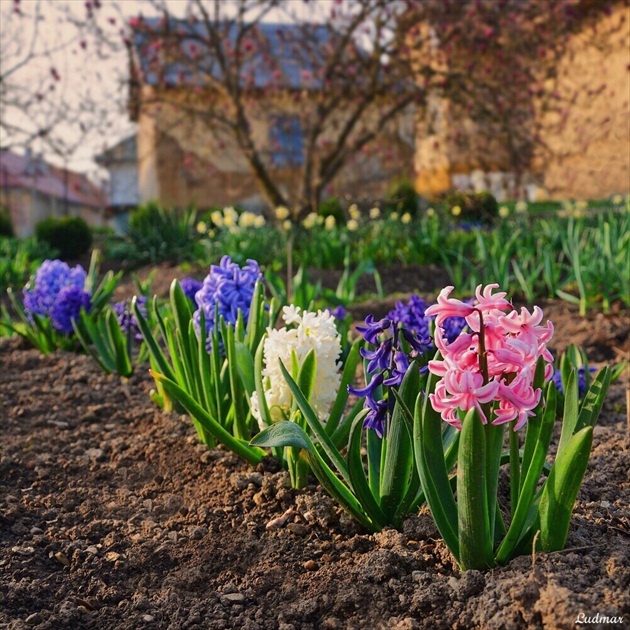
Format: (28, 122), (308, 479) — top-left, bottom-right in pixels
(318, 198), (346, 225)
(443, 191), (499, 224)
(111, 201), (198, 265)
(385, 180), (419, 217)
(35, 216), (93, 259)
(0, 207), (14, 238)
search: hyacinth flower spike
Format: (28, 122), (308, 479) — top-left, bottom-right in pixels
(7, 251), (121, 354)
(415, 283), (613, 571)
(135, 259), (278, 464)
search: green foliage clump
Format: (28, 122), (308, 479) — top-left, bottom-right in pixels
(110, 202), (198, 266)
(386, 180), (420, 217)
(0, 207), (14, 238)
(35, 216), (92, 259)
(0, 237), (58, 294)
(318, 198), (346, 225)
(443, 191), (499, 224)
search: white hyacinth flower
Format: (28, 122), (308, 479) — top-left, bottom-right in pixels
(251, 305), (342, 429)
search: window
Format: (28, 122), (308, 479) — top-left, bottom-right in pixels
(269, 116), (304, 168)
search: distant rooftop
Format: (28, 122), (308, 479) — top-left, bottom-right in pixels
(130, 17), (335, 90)
(0, 150), (105, 208)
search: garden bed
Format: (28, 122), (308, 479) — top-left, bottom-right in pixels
(1, 296), (628, 630)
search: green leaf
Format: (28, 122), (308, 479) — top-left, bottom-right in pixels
(234, 341), (256, 397)
(557, 369), (579, 460)
(495, 386), (556, 564)
(107, 310), (133, 377)
(154, 371), (265, 466)
(458, 408), (494, 570)
(225, 323), (249, 441)
(72, 311), (114, 374)
(253, 335), (273, 429)
(380, 364), (418, 515)
(133, 297), (176, 382)
(297, 349), (317, 403)
(325, 338), (362, 436)
(413, 380), (459, 560)
(367, 427), (382, 499)
(347, 411), (388, 528)
(251, 420), (312, 451)
(279, 360), (352, 486)
(577, 367), (611, 431)
(538, 425), (594, 552)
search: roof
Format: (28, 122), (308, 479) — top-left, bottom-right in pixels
(0, 150), (106, 208)
(95, 135), (137, 165)
(130, 18), (333, 90)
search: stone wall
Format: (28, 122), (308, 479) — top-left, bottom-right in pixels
(414, 3), (629, 200)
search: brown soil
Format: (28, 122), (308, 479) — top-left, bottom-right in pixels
(1, 284), (629, 629)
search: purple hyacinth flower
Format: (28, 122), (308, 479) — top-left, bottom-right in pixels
(383, 351), (410, 387)
(193, 256), (262, 351)
(553, 366), (597, 398)
(361, 338), (393, 374)
(349, 371), (384, 399)
(23, 259), (87, 319)
(113, 296), (147, 342)
(50, 285), (92, 334)
(326, 305), (347, 320)
(363, 398), (389, 438)
(350, 312), (431, 436)
(181, 277), (203, 303)
(356, 315), (392, 345)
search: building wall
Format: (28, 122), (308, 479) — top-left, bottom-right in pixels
(537, 4), (629, 199)
(136, 86), (415, 209)
(109, 163), (140, 207)
(414, 3), (630, 200)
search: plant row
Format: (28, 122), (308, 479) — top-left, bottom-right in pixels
(2, 253), (625, 572)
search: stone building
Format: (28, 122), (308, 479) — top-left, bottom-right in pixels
(128, 19), (415, 211)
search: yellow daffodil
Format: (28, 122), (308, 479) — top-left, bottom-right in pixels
(324, 215), (336, 230)
(401, 212), (411, 224)
(347, 219), (358, 231)
(275, 206), (290, 220)
(451, 205), (462, 217)
(369, 207), (381, 219)
(499, 206), (510, 218)
(515, 201), (528, 214)
(196, 221), (207, 234)
(302, 213), (318, 229)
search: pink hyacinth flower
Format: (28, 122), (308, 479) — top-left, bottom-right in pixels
(474, 283), (511, 313)
(494, 375), (542, 429)
(499, 306), (554, 346)
(425, 286), (476, 327)
(430, 369), (500, 425)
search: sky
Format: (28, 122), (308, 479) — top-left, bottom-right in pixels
(0, 0), (322, 183)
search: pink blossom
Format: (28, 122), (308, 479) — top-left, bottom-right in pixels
(425, 286), (476, 327)
(499, 306), (554, 346)
(428, 284), (554, 431)
(474, 283), (510, 313)
(430, 370), (499, 426)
